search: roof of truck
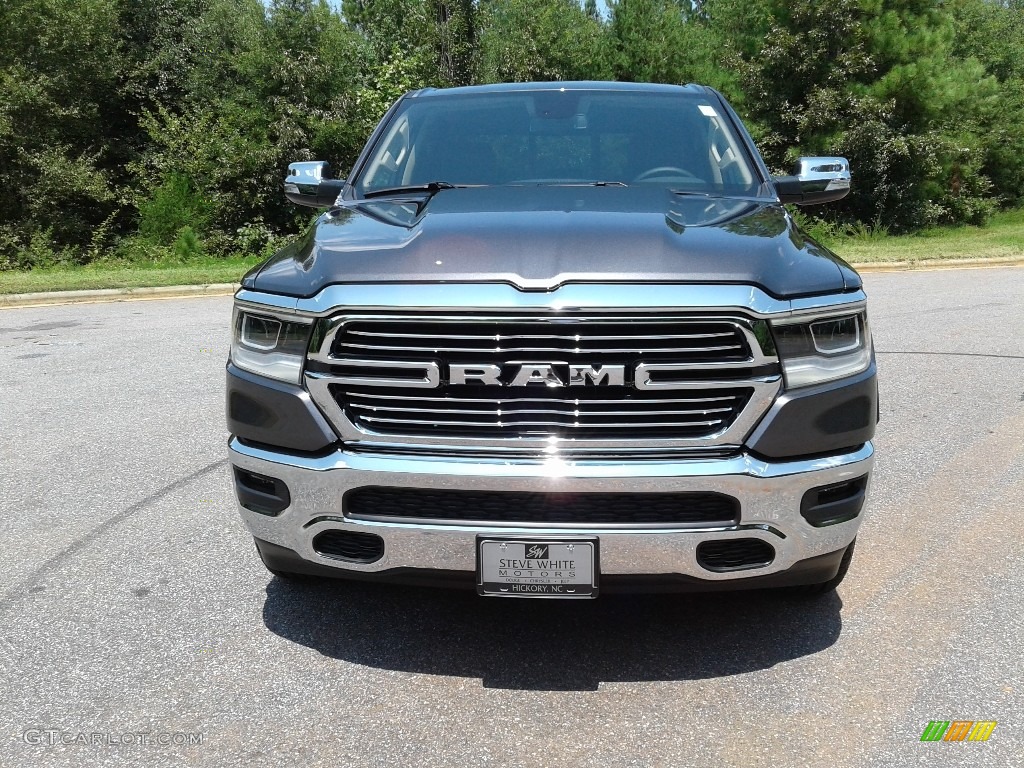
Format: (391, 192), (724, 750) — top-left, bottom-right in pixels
(408, 81), (710, 98)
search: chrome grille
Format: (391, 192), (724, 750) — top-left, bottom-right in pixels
(305, 313), (781, 451)
(335, 386), (752, 437)
(331, 318), (751, 361)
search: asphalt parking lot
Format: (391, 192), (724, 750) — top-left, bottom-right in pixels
(1, 266), (1022, 767)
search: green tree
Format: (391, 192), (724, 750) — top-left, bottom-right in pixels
(344, 0), (477, 88)
(138, 0), (367, 254)
(0, 0), (125, 266)
(949, 0), (1024, 206)
(607, 0), (735, 91)
(731, 0), (998, 230)
(477, 0), (610, 82)
(343, 0), (480, 143)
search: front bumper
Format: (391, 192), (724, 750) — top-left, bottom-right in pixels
(229, 437), (873, 588)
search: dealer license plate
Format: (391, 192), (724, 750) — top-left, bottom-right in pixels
(477, 539), (598, 598)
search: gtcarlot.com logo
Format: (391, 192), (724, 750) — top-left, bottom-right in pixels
(920, 720), (997, 742)
(23, 730), (204, 747)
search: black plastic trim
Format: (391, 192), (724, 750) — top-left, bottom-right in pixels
(343, 487), (741, 527)
(746, 360), (878, 459)
(801, 475), (868, 527)
(772, 176), (849, 206)
(252, 539), (850, 592)
(226, 362), (338, 452)
(344, 94), (410, 201)
(312, 530), (385, 564)
(234, 467), (291, 515)
(707, 87), (774, 188)
(696, 538), (776, 572)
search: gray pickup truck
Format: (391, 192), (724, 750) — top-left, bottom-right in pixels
(227, 81), (877, 599)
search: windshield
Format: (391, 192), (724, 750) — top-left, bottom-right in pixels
(356, 89), (763, 197)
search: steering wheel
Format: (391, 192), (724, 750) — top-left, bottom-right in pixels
(633, 166), (699, 183)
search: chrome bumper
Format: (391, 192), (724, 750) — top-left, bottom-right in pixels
(229, 438), (873, 582)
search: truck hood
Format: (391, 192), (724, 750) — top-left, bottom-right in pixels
(248, 186), (860, 298)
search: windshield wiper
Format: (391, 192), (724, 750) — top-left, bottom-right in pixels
(669, 188), (768, 202)
(512, 180), (628, 187)
(668, 189), (717, 197)
(362, 181), (465, 199)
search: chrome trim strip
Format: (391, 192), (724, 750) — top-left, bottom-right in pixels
(304, 515), (782, 536)
(635, 364), (780, 390)
(339, 341), (746, 355)
(232, 299), (315, 324)
(307, 313), (767, 364)
(339, 442), (743, 459)
(359, 415), (728, 429)
(341, 514), (737, 531)
(230, 436), (872, 478)
(349, 403), (735, 417)
(773, 305), (867, 325)
(235, 290), (301, 315)
(311, 360), (441, 388)
(347, 392), (741, 405)
(788, 294), (867, 317)
(236, 285), (868, 319)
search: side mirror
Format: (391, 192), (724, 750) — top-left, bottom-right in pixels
(284, 161), (346, 208)
(773, 157), (851, 205)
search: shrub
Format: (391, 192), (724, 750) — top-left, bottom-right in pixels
(138, 173), (212, 246)
(171, 226), (205, 261)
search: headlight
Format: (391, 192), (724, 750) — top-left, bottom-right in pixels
(230, 307), (313, 384)
(771, 311), (871, 388)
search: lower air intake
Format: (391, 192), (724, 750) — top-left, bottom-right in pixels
(344, 487), (740, 527)
(696, 538), (775, 572)
(312, 530), (385, 563)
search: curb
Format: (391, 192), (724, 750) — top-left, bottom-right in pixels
(1, 256), (1022, 308)
(0, 283), (237, 309)
(850, 256), (1024, 273)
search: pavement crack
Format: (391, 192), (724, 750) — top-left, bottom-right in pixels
(876, 350), (1024, 360)
(0, 458), (229, 613)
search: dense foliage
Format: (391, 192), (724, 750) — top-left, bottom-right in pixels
(1, 0), (1022, 268)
